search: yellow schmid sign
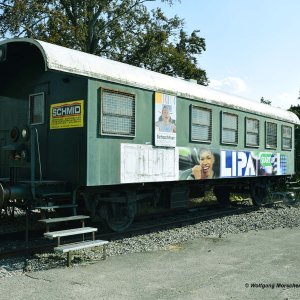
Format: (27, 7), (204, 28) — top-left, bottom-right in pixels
(50, 100), (84, 129)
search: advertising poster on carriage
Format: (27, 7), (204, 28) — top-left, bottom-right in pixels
(178, 147), (220, 180)
(220, 150), (287, 177)
(50, 100), (84, 129)
(154, 92), (176, 147)
(178, 148), (288, 180)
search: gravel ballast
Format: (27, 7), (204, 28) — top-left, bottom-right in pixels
(1, 204), (300, 278)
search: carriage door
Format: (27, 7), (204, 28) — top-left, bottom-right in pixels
(0, 98), (7, 177)
(0, 96), (28, 178)
(29, 84), (48, 181)
(29, 92), (45, 180)
(0, 129), (7, 178)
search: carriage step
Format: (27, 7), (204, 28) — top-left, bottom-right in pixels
(38, 215), (90, 224)
(34, 204), (77, 210)
(38, 215), (90, 232)
(54, 239), (108, 267)
(271, 200), (284, 205)
(21, 180), (69, 186)
(287, 187), (300, 191)
(0, 178), (9, 181)
(54, 239), (108, 253)
(44, 227), (97, 239)
(36, 192), (72, 199)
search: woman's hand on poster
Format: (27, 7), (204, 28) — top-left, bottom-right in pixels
(192, 165), (202, 179)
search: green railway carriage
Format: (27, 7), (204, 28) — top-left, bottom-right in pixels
(0, 38), (299, 231)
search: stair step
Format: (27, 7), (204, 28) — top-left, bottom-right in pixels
(21, 180), (68, 186)
(36, 192), (72, 198)
(38, 215), (90, 224)
(54, 240), (108, 253)
(34, 204), (77, 210)
(44, 227), (98, 239)
(288, 187), (300, 191)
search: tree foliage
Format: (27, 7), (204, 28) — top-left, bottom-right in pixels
(0, 0), (208, 84)
(288, 105), (300, 119)
(288, 91), (300, 119)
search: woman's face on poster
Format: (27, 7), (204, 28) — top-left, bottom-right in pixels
(199, 150), (215, 177)
(162, 106), (170, 121)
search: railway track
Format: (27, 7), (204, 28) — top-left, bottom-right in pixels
(0, 202), (257, 260)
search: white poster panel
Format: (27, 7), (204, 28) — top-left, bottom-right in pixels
(154, 92), (176, 147)
(121, 144), (179, 183)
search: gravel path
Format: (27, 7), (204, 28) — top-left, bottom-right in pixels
(1, 204), (300, 278)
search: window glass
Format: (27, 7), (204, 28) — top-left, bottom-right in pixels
(222, 112), (238, 144)
(191, 106), (212, 142)
(246, 118), (259, 147)
(29, 93), (45, 125)
(282, 125), (292, 150)
(266, 122), (277, 148)
(101, 89), (135, 136)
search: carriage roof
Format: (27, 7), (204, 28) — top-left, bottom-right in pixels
(1, 38), (299, 125)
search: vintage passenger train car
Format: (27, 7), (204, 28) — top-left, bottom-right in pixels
(0, 38), (299, 231)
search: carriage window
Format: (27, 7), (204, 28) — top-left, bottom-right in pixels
(266, 122), (277, 148)
(191, 106), (212, 142)
(282, 125), (292, 150)
(29, 93), (45, 125)
(100, 89), (135, 137)
(221, 112), (238, 144)
(245, 118), (259, 147)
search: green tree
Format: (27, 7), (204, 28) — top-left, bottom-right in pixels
(288, 105), (300, 119)
(0, 0), (208, 84)
(288, 92), (300, 119)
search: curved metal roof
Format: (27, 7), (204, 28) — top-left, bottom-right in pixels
(1, 38), (299, 124)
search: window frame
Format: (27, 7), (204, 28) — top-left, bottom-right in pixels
(29, 92), (45, 125)
(99, 88), (136, 138)
(281, 125), (292, 151)
(265, 121), (277, 149)
(245, 117), (260, 148)
(221, 111), (238, 145)
(190, 105), (212, 143)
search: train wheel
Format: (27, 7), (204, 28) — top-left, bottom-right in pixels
(213, 187), (231, 207)
(100, 201), (137, 232)
(251, 182), (268, 206)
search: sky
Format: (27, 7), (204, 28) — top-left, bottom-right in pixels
(147, 0), (300, 109)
